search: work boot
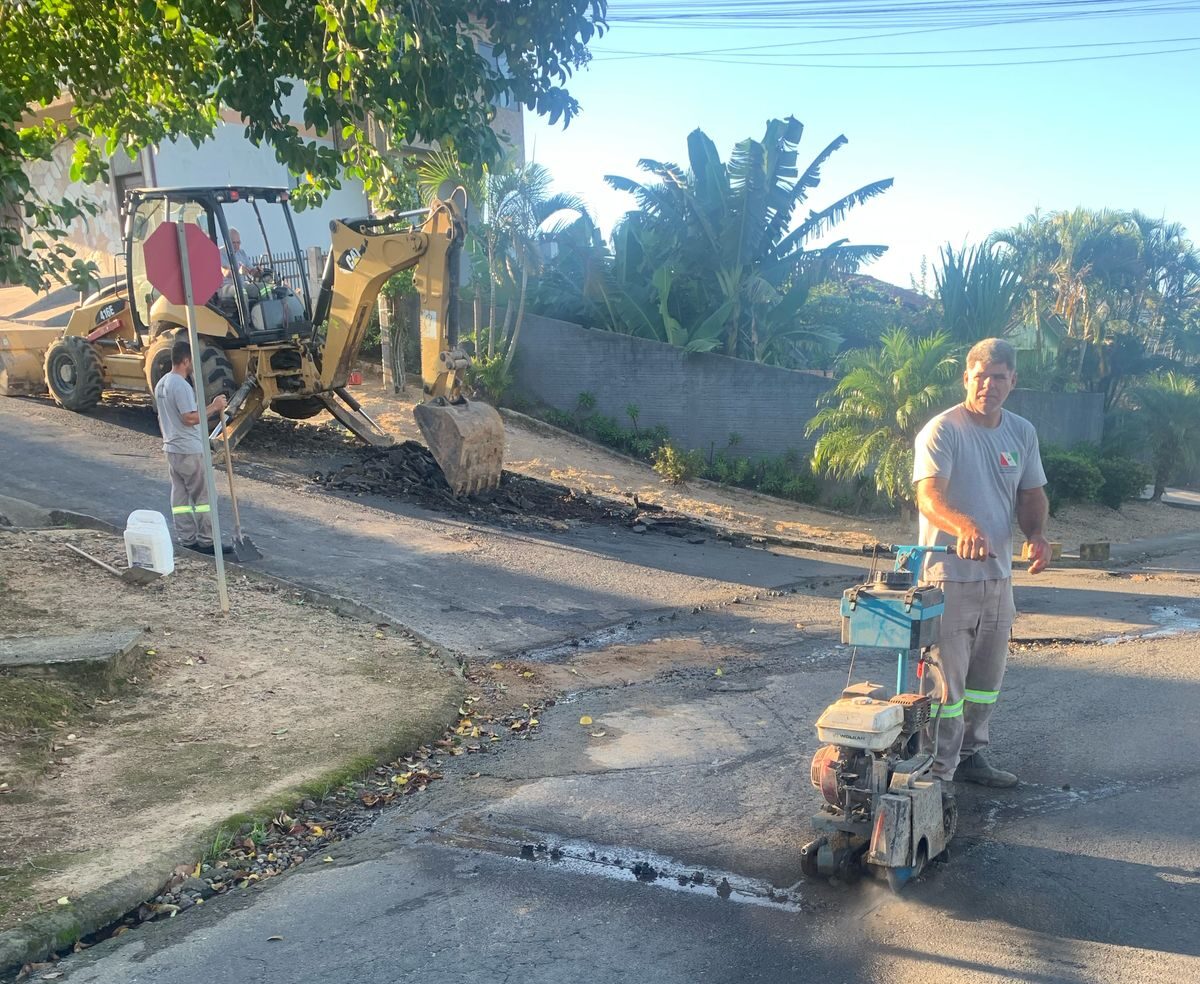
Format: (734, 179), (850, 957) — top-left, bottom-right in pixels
(955, 752), (1018, 788)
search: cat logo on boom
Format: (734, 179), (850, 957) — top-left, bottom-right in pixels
(338, 240), (368, 272)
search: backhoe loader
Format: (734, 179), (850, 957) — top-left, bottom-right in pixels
(0, 186), (503, 494)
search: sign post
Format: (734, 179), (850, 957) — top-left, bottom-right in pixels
(145, 220), (230, 613)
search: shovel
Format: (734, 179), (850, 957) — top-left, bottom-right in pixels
(66, 543), (164, 586)
(219, 411), (262, 562)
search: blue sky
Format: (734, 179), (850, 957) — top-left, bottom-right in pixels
(526, 3), (1200, 289)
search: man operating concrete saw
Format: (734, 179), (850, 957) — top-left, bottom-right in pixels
(913, 337), (1051, 789)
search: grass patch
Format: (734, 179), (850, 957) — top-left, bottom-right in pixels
(0, 851), (84, 924)
(0, 676), (86, 738)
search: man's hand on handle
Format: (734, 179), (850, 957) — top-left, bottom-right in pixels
(205, 393), (228, 419)
(955, 524), (991, 563)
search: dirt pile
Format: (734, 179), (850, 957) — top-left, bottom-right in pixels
(312, 440), (719, 537)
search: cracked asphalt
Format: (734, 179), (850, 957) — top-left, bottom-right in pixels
(3, 394), (1199, 984)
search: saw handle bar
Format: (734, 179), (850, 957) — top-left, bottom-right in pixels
(863, 543), (996, 559)
(863, 543), (955, 556)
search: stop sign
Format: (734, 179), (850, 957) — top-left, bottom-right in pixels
(144, 221), (225, 306)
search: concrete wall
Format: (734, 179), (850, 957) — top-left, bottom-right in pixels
(1003, 389), (1105, 449)
(511, 314), (1106, 458)
(512, 315), (835, 459)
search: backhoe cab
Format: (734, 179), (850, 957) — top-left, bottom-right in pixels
(0, 186), (503, 495)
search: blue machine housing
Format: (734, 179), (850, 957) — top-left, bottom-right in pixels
(840, 580), (944, 651)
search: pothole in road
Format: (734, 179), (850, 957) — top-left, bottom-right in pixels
(426, 830), (808, 912)
(1097, 605), (1200, 644)
(519, 622), (641, 663)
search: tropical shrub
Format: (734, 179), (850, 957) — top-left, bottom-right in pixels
(653, 444), (701, 485)
(935, 242), (1020, 343)
(1120, 372), (1200, 499)
(467, 352), (513, 404)
(1096, 456), (1152, 509)
(806, 329), (960, 505)
(1042, 448), (1104, 515)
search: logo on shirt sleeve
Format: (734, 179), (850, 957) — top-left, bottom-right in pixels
(999, 451), (1020, 469)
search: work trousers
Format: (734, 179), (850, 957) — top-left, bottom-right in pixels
(925, 578), (1016, 780)
(166, 452), (212, 547)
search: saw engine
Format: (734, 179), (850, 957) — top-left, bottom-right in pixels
(800, 544), (958, 892)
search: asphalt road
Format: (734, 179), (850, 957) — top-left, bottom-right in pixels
(3, 394), (1200, 984)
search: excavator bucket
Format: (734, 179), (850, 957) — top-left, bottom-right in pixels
(0, 326), (58, 396)
(413, 398), (505, 496)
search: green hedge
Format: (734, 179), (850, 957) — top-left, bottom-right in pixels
(1042, 444), (1150, 514)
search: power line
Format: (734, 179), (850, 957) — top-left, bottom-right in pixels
(661, 42), (1200, 68)
(593, 34), (1200, 62)
(592, 0), (1200, 67)
(605, 0), (1200, 28)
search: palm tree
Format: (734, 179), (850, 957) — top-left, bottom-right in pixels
(990, 207), (1195, 392)
(604, 116), (892, 364)
(1121, 372), (1200, 499)
(806, 329), (960, 507)
(488, 162), (590, 371)
(417, 152), (588, 366)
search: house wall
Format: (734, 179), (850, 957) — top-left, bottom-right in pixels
(511, 314), (1107, 461)
(150, 121), (371, 255)
(21, 141), (125, 283)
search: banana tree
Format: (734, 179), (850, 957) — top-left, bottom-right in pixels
(605, 116), (891, 365)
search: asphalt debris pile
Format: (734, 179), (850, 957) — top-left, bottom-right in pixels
(240, 416), (357, 457)
(312, 441), (723, 539)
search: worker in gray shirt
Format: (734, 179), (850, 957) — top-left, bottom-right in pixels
(913, 337), (1050, 789)
(154, 339), (229, 554)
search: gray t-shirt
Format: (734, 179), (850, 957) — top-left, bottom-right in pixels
(154, 371), (203, 455)
(913, 404), (1047, 582)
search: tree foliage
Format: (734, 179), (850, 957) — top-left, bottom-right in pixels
(1119, 372), (1200, 499)
(990, 207), (1199, 400)
(806, 328), (960, 505)
(599, 116), (892, 364)
(0, 0), (607, 289)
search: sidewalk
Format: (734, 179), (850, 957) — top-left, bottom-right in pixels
(0, 510), (463, 971)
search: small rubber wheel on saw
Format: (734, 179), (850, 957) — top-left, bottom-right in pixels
(941, 800), (959, 849)
(43, 335), (104, 412)
(799, 838), (825, 881)
(270, 397), (327, 420)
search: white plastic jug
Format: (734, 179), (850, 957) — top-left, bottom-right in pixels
(124, 509), (175, 575)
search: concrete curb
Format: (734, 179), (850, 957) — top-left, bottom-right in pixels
(0, 865), (174, 976)
(0, 506), (466, 975)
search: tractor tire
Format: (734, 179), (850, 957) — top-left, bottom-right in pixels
(144, 325), (184, 400)
(43, 335), (104, 412)
(197, 340), (237, 405)
(144, 325), (236, 408)
(270, 397), (327, 420)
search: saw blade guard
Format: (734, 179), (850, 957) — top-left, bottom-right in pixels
(413, 397), (505, 495)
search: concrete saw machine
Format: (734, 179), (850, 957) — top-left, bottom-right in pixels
(801, 543), (958, 892)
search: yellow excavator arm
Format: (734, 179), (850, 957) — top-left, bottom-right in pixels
(318, 198), (464, 397)
(302, 196), (503, 494)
